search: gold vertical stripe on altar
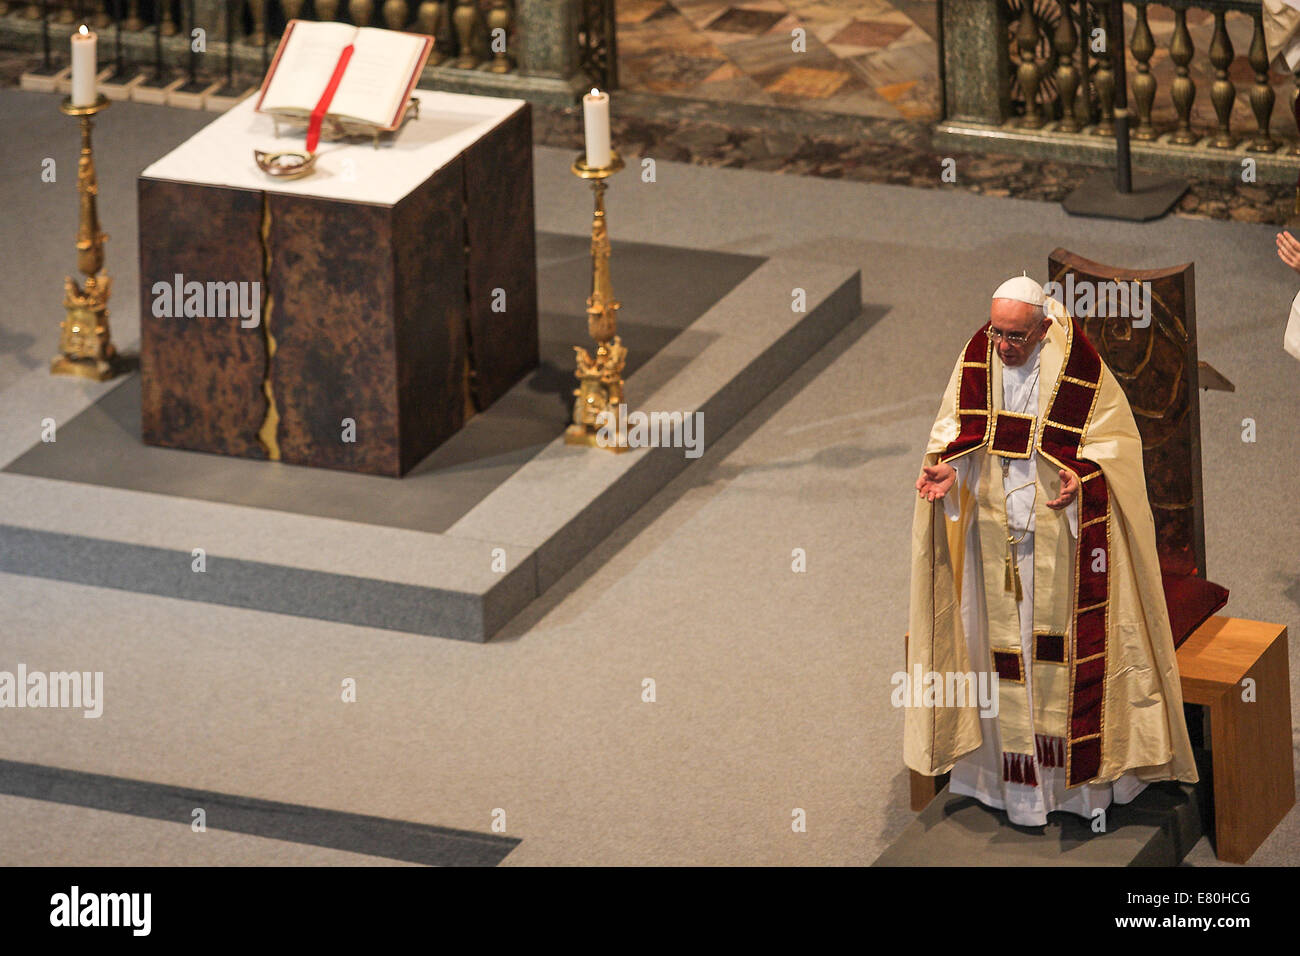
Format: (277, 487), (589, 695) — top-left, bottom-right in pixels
(256, 193), (281, 461)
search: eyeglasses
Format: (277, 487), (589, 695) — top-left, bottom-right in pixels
(985, 326), (1038, 347)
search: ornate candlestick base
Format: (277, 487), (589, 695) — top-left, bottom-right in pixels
(565, 149), (628, 451)
(53, 94), (121, 382)
(53, 272), (118, 381)
(564, 336), (628, 450)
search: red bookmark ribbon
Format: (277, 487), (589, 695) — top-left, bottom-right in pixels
(306, 43), (354, 153)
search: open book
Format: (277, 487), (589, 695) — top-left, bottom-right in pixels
(256, 19), (433, 131)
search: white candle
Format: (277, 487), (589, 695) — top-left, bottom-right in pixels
(70, 25), (97, 107)
(582, 88), (611, 169)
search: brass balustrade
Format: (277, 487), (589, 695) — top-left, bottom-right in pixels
(5, 0), (518, 75)
(1003, 0), (1295, 152)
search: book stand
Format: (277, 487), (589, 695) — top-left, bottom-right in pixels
(266, 97), (422, 149)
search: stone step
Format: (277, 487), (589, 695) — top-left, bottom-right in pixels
(875, 749), (1212, 867)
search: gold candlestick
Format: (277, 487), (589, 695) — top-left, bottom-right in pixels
(566, 149), (627, 451)
(53, 94), (119, 382)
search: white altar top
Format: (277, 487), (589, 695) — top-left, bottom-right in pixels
(140, 88), (526, 206)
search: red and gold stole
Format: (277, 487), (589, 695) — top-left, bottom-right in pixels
(935, 319), (1110, 789)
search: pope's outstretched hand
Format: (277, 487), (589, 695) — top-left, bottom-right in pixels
(916, 462), (956, 501)
(1046, 468), (1079, 509)
(1277, 230), (1300, 273)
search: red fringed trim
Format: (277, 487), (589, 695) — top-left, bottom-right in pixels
(1035, 734), (1066, 768)
(1002, 751), (1038, 786)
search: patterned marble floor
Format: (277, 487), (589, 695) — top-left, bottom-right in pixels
(616, 0), (941, 120)
(615, 0), (1299, 138)
(4, 33), (1295, 226)
(531, 91), (1298, 225)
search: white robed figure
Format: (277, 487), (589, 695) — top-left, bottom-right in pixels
(1267, 0), (1300, 360)
(906, 274), (1198, 828)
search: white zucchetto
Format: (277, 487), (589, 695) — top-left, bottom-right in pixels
(991, 272), (1046, 306)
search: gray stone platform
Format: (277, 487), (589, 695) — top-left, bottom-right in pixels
(5, 234), (762, 535)
(875, 750), (1212, 866)
(0, 236), (860, 640)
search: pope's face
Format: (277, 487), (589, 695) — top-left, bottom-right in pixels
(990, 298), (1049, 368)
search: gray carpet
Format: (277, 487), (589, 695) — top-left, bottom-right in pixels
(1, 87), (1296, 866)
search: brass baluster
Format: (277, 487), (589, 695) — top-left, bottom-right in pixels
(1292, 66), (1300, 156)
(1016, 1), (1043, 128)
(1073, 0), (1091, 126)
(247, 0), (265, 44)
(124, 0), (144, 30)
(1131, 1), (1157, 140)
(1208, 8), (1235, 147)
(487, 0), (511, 73)
(1169, 5), (1197, 144)
(1092, 0), (1115, 136)
(1055, 0), (1080, 132)
(1248, 7), (1278, 152)
(161, 0), (177, 36)
(416, 0), (451, 65)
(281, 0), (305, 23)
(382, 0), (408, 29)
(349, 0), (373, 26)
(315, 0), (340, 20)
(92, 0), (110, 27)
(453, 0), (487, 70)
(56, 0), (75, 22)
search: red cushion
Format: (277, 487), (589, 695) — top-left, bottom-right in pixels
(1162, 574), (1229, 648)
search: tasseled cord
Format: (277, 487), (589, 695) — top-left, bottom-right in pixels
(1035, 734), (1066, 768)
(1002, 752), (1039, 786)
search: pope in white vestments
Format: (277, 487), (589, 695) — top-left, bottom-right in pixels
(1267, 0), (1300, 360)
(905, 275), (1198, 828)
(1273, 231), (1300, 361)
